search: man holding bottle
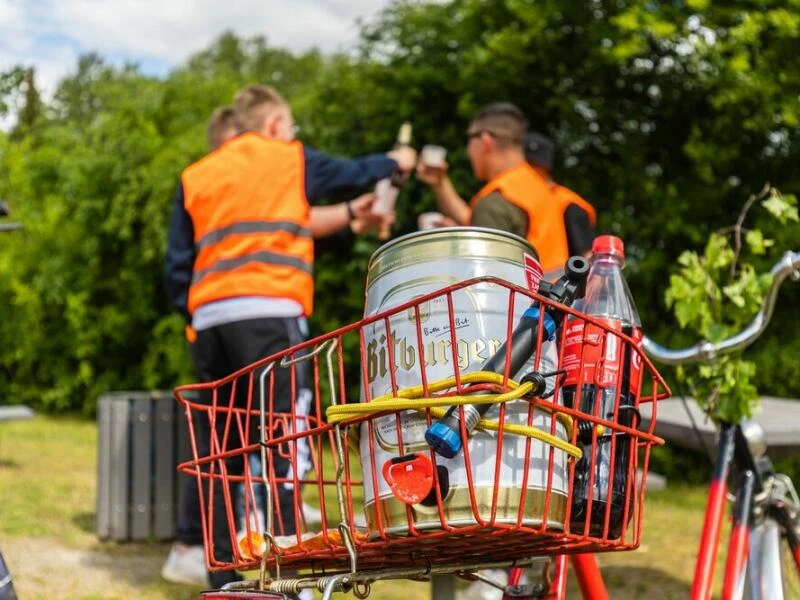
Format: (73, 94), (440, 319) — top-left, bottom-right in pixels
(416, 102), (595, 278)
(164, 84), (415, 587)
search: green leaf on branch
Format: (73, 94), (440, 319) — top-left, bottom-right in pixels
(762, 190), (799, 224)
(703, 233), (734, 270)
(745, 229), (773, 255)
(722, 265), (755, 308)
(666, 184), (794, 424)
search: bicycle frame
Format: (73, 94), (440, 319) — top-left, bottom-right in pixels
(502, 554), (608, 600)
(523, 412), (800, 600)
(692, 420), (798, 599)
(747, 520), (785, 599)
(641, 250), (800, 600)
(185, 247), (798, 599)
(502, 251), (800, 600)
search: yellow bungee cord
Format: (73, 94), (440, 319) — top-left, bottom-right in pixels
(326, 371), (587, 460)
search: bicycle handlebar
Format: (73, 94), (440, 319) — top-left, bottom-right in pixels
(643, 250), (800, 365)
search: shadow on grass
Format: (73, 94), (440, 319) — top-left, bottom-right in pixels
(73, 510), (95, 534)
(83, 539), (203, 599)
(598, 565), (691, 600)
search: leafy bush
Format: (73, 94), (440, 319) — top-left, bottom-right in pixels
(665, 187), (798, 423)
(1, 1), (800, 416)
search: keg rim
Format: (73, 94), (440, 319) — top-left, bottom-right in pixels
(368, 226), (538, 267)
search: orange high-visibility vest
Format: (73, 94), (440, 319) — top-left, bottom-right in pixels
(470, 163), (596, 274)
(182, 133), (314, 316)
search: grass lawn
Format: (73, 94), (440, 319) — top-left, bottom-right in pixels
(0, 415), (798, 599)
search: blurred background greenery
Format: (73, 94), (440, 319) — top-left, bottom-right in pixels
(0, 0), (798, 421)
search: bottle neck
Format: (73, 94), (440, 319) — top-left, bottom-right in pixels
(591, 252), (625, 269)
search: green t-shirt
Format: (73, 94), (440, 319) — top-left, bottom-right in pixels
(470, 191), (528, 239)
(470, 191), (595, 257)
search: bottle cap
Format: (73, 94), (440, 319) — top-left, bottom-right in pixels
(592, 235), (625, 259)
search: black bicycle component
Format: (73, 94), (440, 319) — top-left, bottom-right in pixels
(425, 257), (590, 459)
(519, 372), (548, 397)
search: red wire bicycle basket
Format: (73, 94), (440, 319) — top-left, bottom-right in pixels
(175, 276), (669, 581)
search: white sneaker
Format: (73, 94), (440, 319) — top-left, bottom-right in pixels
(161, 543), (210, 586)
(302, 502), (322, 524)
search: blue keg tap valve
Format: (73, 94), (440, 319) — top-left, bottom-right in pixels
(424, 256), (590, 459)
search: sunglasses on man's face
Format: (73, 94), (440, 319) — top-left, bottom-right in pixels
(466, 130), (487, 143)
(466, 129), (503, 144)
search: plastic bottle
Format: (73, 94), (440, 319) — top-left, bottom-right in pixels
(373, 122), (412, 240)
(561, 235), (643, 538)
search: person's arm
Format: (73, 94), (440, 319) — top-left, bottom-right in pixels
(303, 146), (400, 201)
(470, 192), (528, 239)
(164, 183), (195, 322)
(415, 161), (471, 225)
(432, 177), (472, 225)
(314, 206), (395, 256)
(308, 203), (352, 238)
(308, 193), (380, 238)
(564, 203), (596, 257)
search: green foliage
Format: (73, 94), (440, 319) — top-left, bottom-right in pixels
(648, 443), (712, 485)
(2, 1), (800, 414)
(0, 36), (326, 413)
(0, 67), (26, 117)
(665, 189), (798, 423)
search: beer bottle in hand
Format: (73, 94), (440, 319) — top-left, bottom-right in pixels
(374, 122), (412, 240)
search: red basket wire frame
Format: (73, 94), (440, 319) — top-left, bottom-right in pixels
(175, 275), (670, 581)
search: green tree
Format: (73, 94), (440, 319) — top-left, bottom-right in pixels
(0, 35), (328, 413)
(2, 1), (800, 414)
(307, 0), (800, 395)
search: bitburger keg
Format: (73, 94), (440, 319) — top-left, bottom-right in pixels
(359, 227), (569, 535)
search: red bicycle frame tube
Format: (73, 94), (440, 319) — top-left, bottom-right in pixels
(722, 470), (755, 599)
(502, 556), (567, 600)
(692, 423), (736, 600)
(551, 555), (569, 599)
(787, 527), (800, 579)
(793, 544), (800, 574)
(572, 553), (609, 600)
(502, 554), (592, 600)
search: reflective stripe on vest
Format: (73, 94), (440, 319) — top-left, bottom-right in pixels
(195, 220), (311, 252)
(191, 249), (312, 285)
(182, 133), (314, 316)
(470, 163), (595, 274)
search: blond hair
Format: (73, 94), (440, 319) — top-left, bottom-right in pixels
(233, 84), (288, 132)
(206, 105), (237, 150)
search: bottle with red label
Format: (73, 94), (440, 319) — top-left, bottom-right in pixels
(561, 235), (643, 538)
